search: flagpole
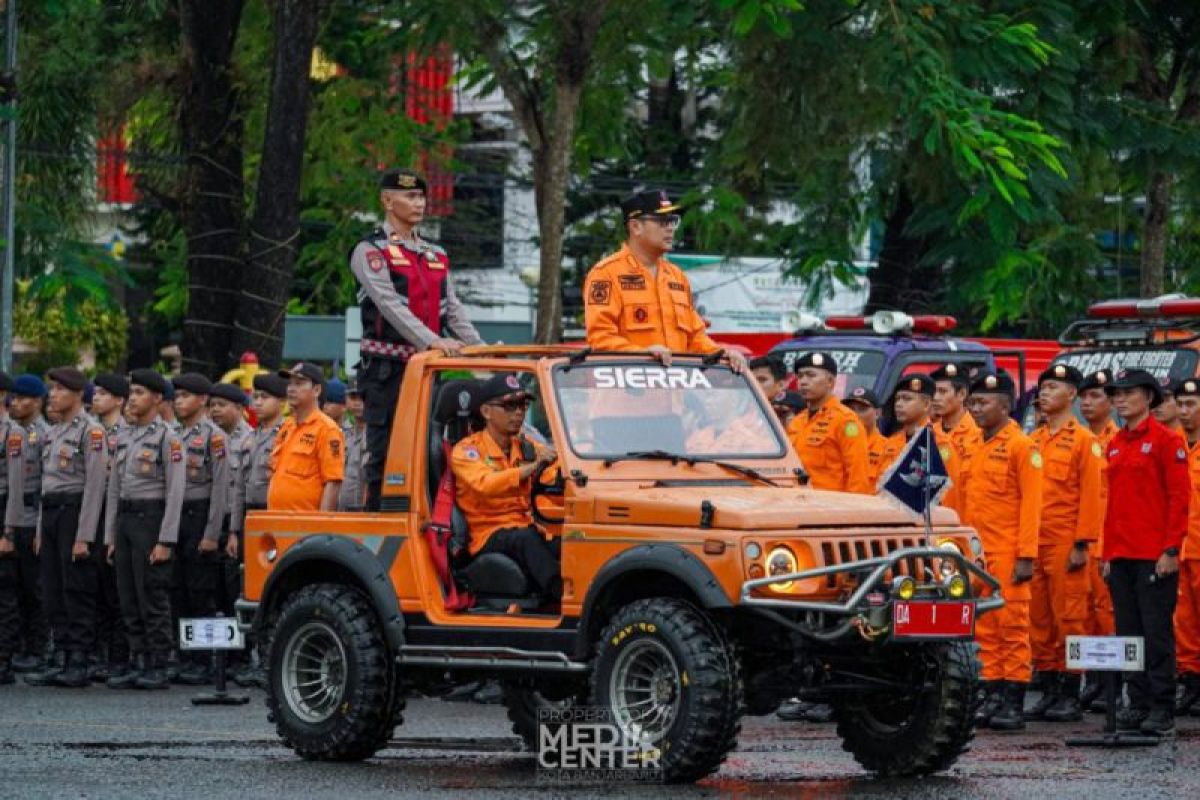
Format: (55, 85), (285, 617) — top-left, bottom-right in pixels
(922, 426), (933, 540)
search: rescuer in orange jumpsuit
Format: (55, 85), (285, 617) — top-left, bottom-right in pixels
(961, 371), (1042, 731)
(1173, 378), (1200, 715)
(930, 363), (982, 516)
(878, 374), (938, 471)
(583, 190), (746, 372)
(842, 387), (886, 489)
(786, 352), (871, 494)
(1024, 364), (1104, 723)
(1077, 368), (1118, 711)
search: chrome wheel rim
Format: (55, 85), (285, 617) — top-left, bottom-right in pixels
(282, 621), (348, 724)
(609, 638), (681, 743)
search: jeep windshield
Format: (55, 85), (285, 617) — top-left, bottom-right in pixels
(553, 362), (787, 460)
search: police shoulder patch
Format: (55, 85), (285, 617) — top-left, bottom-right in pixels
(367, 252), (386, 273)
(89, 428), (104, 452)
(1031, 451), (1043, 469)
(844, 422), (860, 438)
(588, 279), (612, 305)
(169, 439), (183, 463)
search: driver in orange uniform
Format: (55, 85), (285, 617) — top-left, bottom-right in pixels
(451, 374), (561, 600)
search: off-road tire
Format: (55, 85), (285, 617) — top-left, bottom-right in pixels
(266, 583), (403, 761)
(591, 598), (743, 784)
(832, 641), (978, 777)
(501, 681), (582, 751)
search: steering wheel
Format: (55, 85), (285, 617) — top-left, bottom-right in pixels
(530, 460), (566, 526)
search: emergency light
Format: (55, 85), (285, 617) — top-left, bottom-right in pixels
(1087, 294), (1200, 319)
(823, 312), (958, 335)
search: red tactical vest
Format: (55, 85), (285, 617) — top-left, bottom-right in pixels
(359, 229), (449, 359)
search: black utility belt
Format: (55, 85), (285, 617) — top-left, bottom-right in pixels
(245, 502), (267, 512)
(40, 493), (79, 510)
(118, 499), (165, 513)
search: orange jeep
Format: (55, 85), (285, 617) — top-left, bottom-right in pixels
(239, 346), (1001, 782)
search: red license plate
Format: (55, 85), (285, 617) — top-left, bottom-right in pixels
(892, 601), (976, 639)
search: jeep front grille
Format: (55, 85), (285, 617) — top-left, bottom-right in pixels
(818, 535), (933, 589)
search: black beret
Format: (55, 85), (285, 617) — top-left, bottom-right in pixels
(1038, 363), (1083, 388)
(793, 351), (838, 376)
(379, 169), (427, 193)
(892, 374), (935, 399)
(252, 374), (289, 399)
(930, 363), (970, 387)
(472, 372), (529, 413)
(620, 189), (681, 222)
(1173, 378), (1200, 398)
(93, 373), (130, 399)
(209, 382), (248, 405)
(130, 369), (168, 396)
(0, 370), (12, 392)
(173, 372), (213, 395)
(1108, 368), (1163, 408)
(1079, 369), (1113, 393)
(46, 366), (87, 392)
(969, 371), (1016, 397)
(843, 386), (881, 408)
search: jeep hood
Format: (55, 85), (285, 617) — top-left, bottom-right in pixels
(584, 485), (960, 530)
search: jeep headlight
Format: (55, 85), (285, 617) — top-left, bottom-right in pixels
(767, 546), (799, 591)
(936, 538), (962, 577)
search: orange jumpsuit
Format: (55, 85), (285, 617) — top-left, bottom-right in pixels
(786, 397), (871, 494)
(451, 431), (550, 556)
(1176, 438), (1200, 676)
(583, 245), (720, 354)
(1087, 419), (1119, 636)
(960, 419), (1043, 683)
(1028, 419), (1104, 673)
(935, 412), (982, 516)
(864, 427), (887, 489)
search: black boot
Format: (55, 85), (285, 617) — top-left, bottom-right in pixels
(1176, 673), (1200, 715)
(1044, 673), (1084, 722)
(23, 650), (66, 686)
(974, 680), (1003, 727)
(0, 657), (14, 685)
(107, 653), (143, 690)
(176, 656), (212, 687)
(135, 652), (169, 690)
(990, 682), (1028, 731)
(1078, 672), (1104, 711)
(11, 653), (43, 673)
(1024, 671), (1061, 720)
(52, 652), (91, 688)
(1140, 707), (1175, 736)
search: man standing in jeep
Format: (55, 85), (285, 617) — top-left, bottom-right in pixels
(350, 169), (483, 511)
(450, 373), (560, 601)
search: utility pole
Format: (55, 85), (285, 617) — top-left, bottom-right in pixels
(0, 0), (15, 371)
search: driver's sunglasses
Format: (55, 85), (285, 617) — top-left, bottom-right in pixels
(485, 398), (531, 413)
(642, 214), (680, 227)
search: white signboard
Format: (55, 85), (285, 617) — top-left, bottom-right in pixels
(1066, 635), (1143, 672)
(179, 618), (245, 651)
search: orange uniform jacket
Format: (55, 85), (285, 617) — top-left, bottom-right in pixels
(583, 245), (720, 354)
(1029, 418), (1104, 546)
(1186, 439), (1200, 562)
(935, 413), (982, 516)
(452, 431), (549, 556)
(960, 419), (1043, 565)
(787, 397), (871, 494)
(267, 410), (345, 511)
(1179, 439), (1200, 674)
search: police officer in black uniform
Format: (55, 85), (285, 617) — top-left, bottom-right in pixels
(350, 169), (483, 510)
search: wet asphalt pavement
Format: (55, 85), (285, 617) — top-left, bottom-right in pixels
(1, 683), (1198, 799)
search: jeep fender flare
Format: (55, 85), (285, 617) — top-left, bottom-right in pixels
(260, 534), (406, 652)
(578, 543), (731, 644)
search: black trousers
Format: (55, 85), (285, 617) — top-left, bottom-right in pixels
(172, 502), (219, 658)
(93, 544), (127, 665)
(10, 526), (46, 656)
(114, 506), (173, 655)
(0, 551), (17, 659)
(217, 514), (239, 617)
(1108, 558), (1178, 711)
(39, 501), (97, 653)
(359, 356), (406, 511)
(479, 526), (562, 597)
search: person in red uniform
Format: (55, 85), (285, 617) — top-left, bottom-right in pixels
(961, 371), (1042, 731)
(1103, 368), (1190, 736)
(1171, 379), (1200, 716)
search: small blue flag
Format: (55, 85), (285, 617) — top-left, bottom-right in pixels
(879, 425), (950, 518)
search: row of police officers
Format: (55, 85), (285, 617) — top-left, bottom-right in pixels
(0, 362), (365, 689)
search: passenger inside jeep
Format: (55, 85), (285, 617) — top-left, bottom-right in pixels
(428, 371), (563, 611)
